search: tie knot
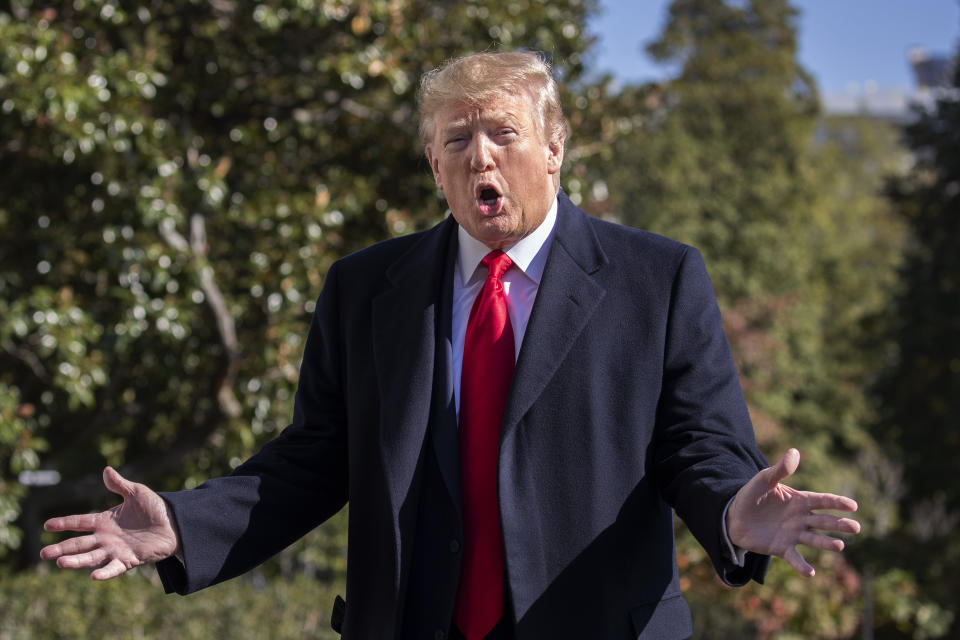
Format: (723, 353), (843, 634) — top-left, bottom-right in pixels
(482, 250), (513, 280)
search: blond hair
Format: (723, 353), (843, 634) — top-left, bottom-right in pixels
(418, 51), (569, 152)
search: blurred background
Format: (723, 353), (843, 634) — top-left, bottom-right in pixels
(1, 0), (958, 638)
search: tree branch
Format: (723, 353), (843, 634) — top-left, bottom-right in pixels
(157, 211), (242, 419)
(2, 339), (47, 381)
(189, 213), (242, 418)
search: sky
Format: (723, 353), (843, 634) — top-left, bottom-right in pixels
(589, 1), (960, 99)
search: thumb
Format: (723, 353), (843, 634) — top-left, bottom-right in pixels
(103, 466), (137, 499)
(762, 448), (800, 487)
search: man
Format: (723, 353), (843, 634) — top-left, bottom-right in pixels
(41, 52), (860, 639)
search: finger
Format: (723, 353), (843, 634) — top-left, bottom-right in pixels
(44, 513), (100, 533)
(57, 548), (110, 570)
(783, 545), (815, 577)
(804, 492), (859, 513)
(103, 466), (136, 499)
(40, 534), (99, 560)
(806, 514), (861, 534)
(798, 531), (846, 552)
(91, 557), (128, 581)
(763, 448), (800, 486)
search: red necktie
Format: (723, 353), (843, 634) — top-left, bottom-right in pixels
(453, 250), (515, 640)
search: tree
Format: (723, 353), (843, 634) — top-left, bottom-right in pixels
(0, 0), (597, 572)
(868, 50), (960, 638)
(568, 1), (915, 636)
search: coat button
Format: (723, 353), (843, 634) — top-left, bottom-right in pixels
(449, 539), (460, 553)
(434, 629), (446, 640)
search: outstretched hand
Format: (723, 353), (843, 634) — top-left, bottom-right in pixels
(726, 448), (860, 577)
(40, 467), (181, 580)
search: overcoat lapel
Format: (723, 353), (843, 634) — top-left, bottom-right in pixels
(430, 234), (463, 513)
(372, 217), (459, 535)
(501, 197), (608, 438)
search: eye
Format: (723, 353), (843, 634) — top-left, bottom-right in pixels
(494, 128), (518, 143)
(444, 136), (467, 149)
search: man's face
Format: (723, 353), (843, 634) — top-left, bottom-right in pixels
(425, 92), (563, 250)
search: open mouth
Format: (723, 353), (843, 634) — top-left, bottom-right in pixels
(476, 185), (502, 215)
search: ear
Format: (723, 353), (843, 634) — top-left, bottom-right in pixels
(425, 145), (443, 191)
(546, 137), (564, 175)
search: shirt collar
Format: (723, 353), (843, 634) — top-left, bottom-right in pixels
(457, 196), (558, 286)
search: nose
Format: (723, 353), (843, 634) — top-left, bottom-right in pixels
(469, 135), (495, 172)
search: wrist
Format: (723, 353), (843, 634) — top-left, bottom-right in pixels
(163, 500), (183, 559)
(725, 490), (745, 548)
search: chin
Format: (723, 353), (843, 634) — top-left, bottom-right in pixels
(476, 221), (516, 243)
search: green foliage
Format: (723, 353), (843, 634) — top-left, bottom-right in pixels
(0, 0), (597, 563)
(880, 70), (960, 515)
(568, 1), (923, 637)
(639, 0), (819, 301)
(0, 561), (344, 640)
(0, 383), (47, 558)
(868, 51), (960, 639)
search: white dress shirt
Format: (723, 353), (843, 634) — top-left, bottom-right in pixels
(451, 196), (557, 416)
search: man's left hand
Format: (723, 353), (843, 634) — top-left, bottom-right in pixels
(726, 448), (861, 577)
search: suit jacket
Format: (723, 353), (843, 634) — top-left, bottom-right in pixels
(157, 192), (769, 639)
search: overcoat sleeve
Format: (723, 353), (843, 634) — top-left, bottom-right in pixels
(652, 246), (769, 586)
(156, 262), (349, 594)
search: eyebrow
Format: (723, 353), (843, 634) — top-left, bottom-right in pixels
(442, 111), (523, 133)
(442, 119), (470, 134)
(482, 110), (522, 128)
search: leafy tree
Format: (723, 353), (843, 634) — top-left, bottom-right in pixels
(867, 50), (960, 639)
(569, 1), (919, 636)
(0, 0), (597, 574)
(880, 63), (960, 522)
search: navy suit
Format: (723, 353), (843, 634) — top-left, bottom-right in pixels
(157, 193), (768, 639)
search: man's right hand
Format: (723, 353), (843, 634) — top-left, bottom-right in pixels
(40, 466), (182, 580)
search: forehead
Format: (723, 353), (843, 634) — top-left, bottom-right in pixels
(434, 92), (536, 130)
